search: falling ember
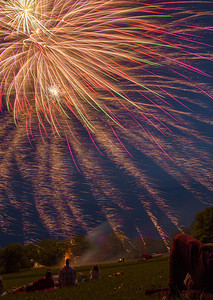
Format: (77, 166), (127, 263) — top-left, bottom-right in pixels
(136, 227), (147, 249)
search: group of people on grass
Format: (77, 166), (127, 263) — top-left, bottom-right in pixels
(0, 260), (101, 295)
(58, 258), (101, 287)
(0, 234), (212, 297)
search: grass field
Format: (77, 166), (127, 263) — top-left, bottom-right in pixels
(1, 256), (173, 299)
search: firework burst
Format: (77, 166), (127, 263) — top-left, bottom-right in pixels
(1, 0), (212, 136)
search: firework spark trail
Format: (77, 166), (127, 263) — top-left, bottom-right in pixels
(0, 124), (45, 242)
(136, 226), (147, 248)
(67, 135), (133, 233)
(63, 117), (169, 238)
(121, 101), (213, 203)
(0, 107), (212, 242)
(32, 119), (138, 238)
(88, 121), (182, 240)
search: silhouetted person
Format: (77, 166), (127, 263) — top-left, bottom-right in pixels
(90, 264), (101, 280)
(26, 270), (54, 292)
(59, 258), (76, 287)
(169, 234), (213, 296)
(12, 270), (54, 294)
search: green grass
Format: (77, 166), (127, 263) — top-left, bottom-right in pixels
(1, 257), (172, 299)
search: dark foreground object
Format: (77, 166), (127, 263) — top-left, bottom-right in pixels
(169, 234), (213, 293)
(146, 234), (213, 299)
(145, 287), (213, 299)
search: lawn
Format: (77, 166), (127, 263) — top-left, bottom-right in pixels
(1, 256), (171, 299)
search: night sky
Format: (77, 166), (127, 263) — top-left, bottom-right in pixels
(0, 0), (212, 247)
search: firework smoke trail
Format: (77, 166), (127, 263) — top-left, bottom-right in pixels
(0, 0), (213, 243)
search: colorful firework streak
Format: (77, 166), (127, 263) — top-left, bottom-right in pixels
(0, 0), (213, 244)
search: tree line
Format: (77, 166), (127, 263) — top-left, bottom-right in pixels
(0, 207), (212, 273)
(0, 233), (167, 273)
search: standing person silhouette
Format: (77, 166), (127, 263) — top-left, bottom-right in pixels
(59, 259), (76, 287)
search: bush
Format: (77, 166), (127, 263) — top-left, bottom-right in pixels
(2, 243), (25, 273)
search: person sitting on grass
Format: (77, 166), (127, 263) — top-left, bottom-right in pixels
(168, 233), (213, 297)
(11, 270), (54, 294)
(90, 264), (101, 280)
(27, 269), (54, 292)
(59, 258), (76, 287)
(78, 272), (85, 283)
